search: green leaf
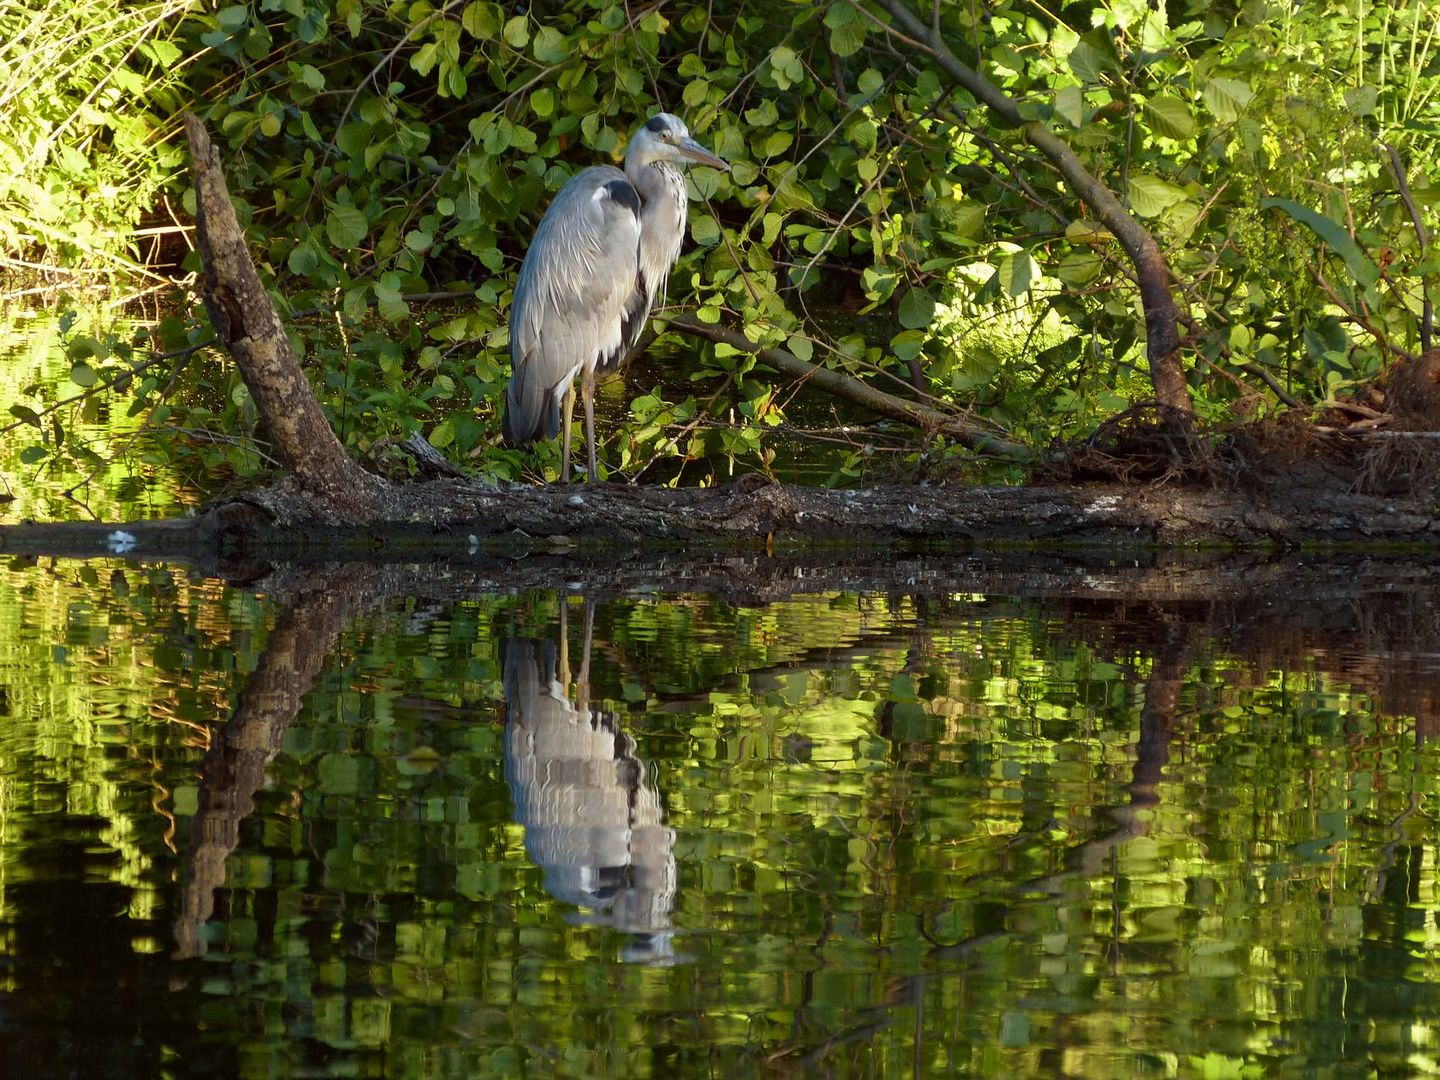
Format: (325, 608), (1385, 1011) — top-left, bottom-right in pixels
(1203, 77), (1253, 123)
(1056, 251), (1101, 286)
(1069, 32), (1120, 84)
(69, 363), (97, 387)
(1127, 174), (1188, 218)
(826, 8), (866, 57)
(9, 404), (41, 427)
(429, 417), (456, 449)
(374, 277), (409, 322)
(19, 446), (48, 464)
(503, 15), (529, 48)
(891, 329), (926, 362)
(216, 4), (249, 31)
(949, 201), (986, 239)
(462, 1), (500, 39)
(287, 241), (319, 276)
(1054, 86), (1084, 128)
(1262, 198), (1381, 288)
(849, 118), (877, 152)
(998, 251), (1038, 297)
(898, 288), (935, 330)
(533, 25), (568, 64)
(1143, 95), (1195, 139)
(769, 45), (804, 90)
(759, 131), (793, 157)
(326, 205), (369, 249)
(67, 335), (104, 361)
(411, 41), (437, 76)
(1344, 85), (1377, 116)
(691, 214), (719, 245)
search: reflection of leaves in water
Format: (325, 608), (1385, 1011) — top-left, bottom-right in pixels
(0, 568), (1439, 1074)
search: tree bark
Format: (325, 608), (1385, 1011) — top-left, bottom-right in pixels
(184, 113), (388, 520)
(867, 0), (1194, 416)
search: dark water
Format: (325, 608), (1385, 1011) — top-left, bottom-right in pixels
(0, 555), (1437, 1077)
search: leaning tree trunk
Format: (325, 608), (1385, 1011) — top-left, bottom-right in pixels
(870, 0), (1194, 417)
(184, 113), (388, 520)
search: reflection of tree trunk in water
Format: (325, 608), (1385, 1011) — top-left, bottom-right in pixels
(1031, 621), (1192, 891)
(173, 568), (382, 959)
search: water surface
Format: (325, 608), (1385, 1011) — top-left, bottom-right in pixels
(0, 555), (1435, 1076)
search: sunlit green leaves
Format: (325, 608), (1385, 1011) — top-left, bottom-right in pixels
(11, 0), (1437, 487)
(1143, 96), (1195, 140)
(1126, 174), (1189, 218)
(1204, 77), (1254, 122)
(1262, 198), (1381, 289)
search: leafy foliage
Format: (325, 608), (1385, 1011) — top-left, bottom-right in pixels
(5, 0), (1440, 485)
(0, 0), (192, 284)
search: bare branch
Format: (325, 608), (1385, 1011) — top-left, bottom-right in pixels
(667, 314), (1035, 461)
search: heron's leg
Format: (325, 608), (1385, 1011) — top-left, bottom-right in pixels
(557, 600), (570, 690)
(560, 385), (575, 484)
(576, 597), (594, 711)
(581, 366), (599, 484)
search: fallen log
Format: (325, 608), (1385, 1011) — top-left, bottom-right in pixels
(1, 474), (1437, 557)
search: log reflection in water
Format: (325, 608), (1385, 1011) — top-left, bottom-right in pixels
(173, 568), (384, 959)
(502, 606), (677, 963)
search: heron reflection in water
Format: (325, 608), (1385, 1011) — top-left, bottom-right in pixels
(501, 604), (676, 962)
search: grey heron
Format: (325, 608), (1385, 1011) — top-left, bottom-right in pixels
(502, 112), (728, 482)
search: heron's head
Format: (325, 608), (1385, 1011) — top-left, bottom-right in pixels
(627, 113), (728, 172)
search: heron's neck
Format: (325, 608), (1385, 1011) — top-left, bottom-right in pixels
(621, 159), (688, 312)
(623, 158), (682, 205)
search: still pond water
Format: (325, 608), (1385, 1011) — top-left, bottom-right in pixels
(0, 551), (1438, 1078)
